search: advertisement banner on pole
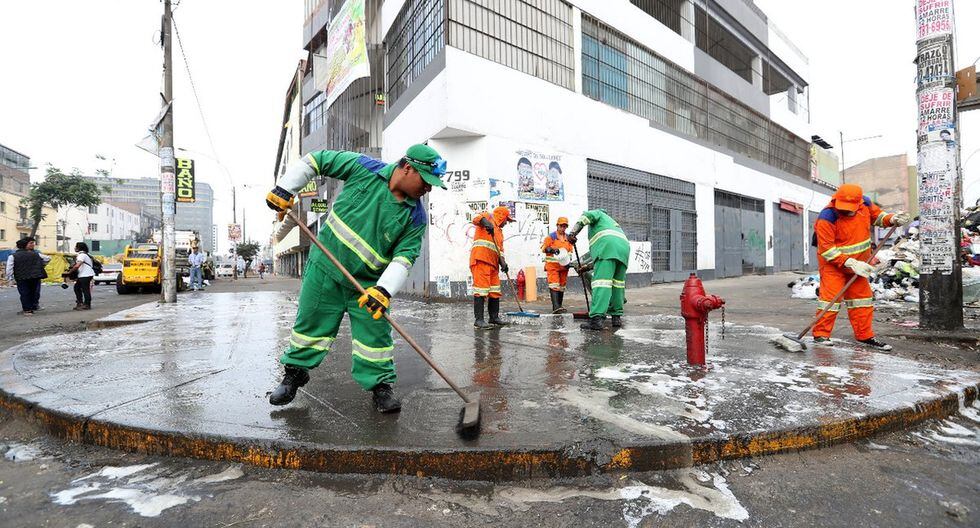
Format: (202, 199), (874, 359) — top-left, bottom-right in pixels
(322, 0), (370, 110)
(228, 224), (242, 242)
(175, 158), (196, 203)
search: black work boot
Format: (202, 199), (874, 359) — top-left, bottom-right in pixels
(550, 290), (567, 314)
(488, 297), (509, 326)
(473, 297), (492, 329)
(269, 366), (310, 406)
(611, 315), (622, 328)
(580, 316), (605, 331)
(371, 383), (402, 413)
(858, 336), (893, 351)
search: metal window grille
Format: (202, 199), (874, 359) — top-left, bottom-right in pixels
(447, 0), (575, 90)
(587, 160), (696, 275)
(385, 0), (445, 105)
(582, 15), (809, 179)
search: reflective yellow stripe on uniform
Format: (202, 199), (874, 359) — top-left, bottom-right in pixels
(351, 339), (394, 363)
(544, 256), (559, 263)
(289, 330), (335, 351)
(845, 297), (874, 309)
(821, 247), (842, 260)
(873, 212), (888, 227)
(305, 153), (320, 173)
(489, 285), (501, 293)
(393, 256), (412, 269)
(589, 229), (629, 246)
(817, 300), (841, 312)
(612, 279), (625, 289)
(473, 287), (490, 295)
(592, 279), (613, 289)
(472, 240), (499, 253)
(839, 238), (871, 255)
(326, 211), (390, 270)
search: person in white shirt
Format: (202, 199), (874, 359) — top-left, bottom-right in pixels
(65, 242), (95, 310)
(187, 247), (205, 290)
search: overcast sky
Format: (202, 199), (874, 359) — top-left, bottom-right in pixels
(1, 1), (978, 254)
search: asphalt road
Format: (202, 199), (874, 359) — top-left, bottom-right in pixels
(0, 274), (977, 527)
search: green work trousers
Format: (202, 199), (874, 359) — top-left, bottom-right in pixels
(280, 263), (396, 390)
(589, 258), (626, 318)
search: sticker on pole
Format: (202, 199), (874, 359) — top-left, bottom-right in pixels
(228, 224), (242, 242)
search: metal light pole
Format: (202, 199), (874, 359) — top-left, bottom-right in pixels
(159, 0), (177, 303)
(914, 0), (963, 329)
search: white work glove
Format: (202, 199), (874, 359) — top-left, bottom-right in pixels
(891, 212), (911, 226)
(844, 258), (875, 278)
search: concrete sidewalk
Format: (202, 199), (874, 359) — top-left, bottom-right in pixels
(1, 286), (977, 480)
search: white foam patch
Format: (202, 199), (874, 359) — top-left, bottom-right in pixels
(557, 387), (688, 441)
(75, 464), (157, 482)
(193, 466), (244, 484)
(814, 366), (851, 379)
(3, 443), (44, 462)
(494, 471), (748, 526)
(615, 328), (686, 347)
(81, 488), (192, 517)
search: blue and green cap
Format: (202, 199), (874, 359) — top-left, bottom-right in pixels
(404, 144), (447, 189)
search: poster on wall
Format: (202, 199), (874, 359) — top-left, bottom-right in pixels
(916, 39), (952, 89)
(916, 87), (955, 137)
(516, 149), (565, 201)
(322, 0), (369, 110)
(175, 158), (195, 203)
(917, 142), (956, 274)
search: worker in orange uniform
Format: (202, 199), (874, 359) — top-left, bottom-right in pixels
(541, 216), (574, 314)
(813, 183), (910, 350)
(471, 206), (515, 329)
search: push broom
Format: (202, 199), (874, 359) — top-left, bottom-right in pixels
(771, 224), (899, 353)
(572, 244), (591, 320)
(492, 237), (540, 319)
(287, 212), (482, 438)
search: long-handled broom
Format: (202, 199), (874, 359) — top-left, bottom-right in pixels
(492, 237), (539, 319)
(772, 224), (900, 353)
(572, 244), (591, 320)
(287, 212), (481, 438)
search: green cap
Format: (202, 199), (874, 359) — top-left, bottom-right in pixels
(404, 144), (447, 189)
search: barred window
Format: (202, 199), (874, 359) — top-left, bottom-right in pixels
(302, 91), (327, 137)
(447, 0), (574, 90)
(385, 0), (445, 106)
(582, 16), (809, 179)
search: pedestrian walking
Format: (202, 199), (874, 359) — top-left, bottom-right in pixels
(188, 246), (205, 290)
(567, 209), (630, 330)
(258, 262), (266, 279)
(8, 237), (50, 315)
(65, 242), (96, 310)
(812, 184), (910, 350)
(264, 144), (447, 412)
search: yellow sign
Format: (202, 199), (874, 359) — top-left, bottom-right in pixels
(298, 179), (318, 198)
(176, 158), (196, 203)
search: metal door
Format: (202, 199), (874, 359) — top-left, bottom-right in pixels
(713, 201), (742, 278)
(740, 207), (766, 274)
(807, 211), (819, 271)
(773, 205), (804, 272)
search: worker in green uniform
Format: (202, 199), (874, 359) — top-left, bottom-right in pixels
(567, 209), (630, 331)
(265, 144), (447, 413)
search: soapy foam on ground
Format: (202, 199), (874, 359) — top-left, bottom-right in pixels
(557, 387), (689, 441)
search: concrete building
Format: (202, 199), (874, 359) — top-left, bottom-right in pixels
(292, 0), (831, 298)
(82, 176), (215, 252)
(0, 144), (57, 252)
(843, 154), (918, 218)
(58, 201), (142, 254)
(272, 59), (310, 277)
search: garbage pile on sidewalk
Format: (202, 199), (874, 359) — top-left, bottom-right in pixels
(789, 203), (980, 306)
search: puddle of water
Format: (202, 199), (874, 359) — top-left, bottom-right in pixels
(51, 464), (244, 517)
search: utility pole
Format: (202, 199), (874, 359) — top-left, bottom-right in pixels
(232, 186), (238, 280)
(839, 131), (845, 183)
(914, 0), (962, 329)
(157, 0), (177, 302)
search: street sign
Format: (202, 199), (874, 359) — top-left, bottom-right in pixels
(175, 158), (195, 203)
(310, 199), (329, 213)
(228, 223), (242, 242)
(298, 179), (318, 198)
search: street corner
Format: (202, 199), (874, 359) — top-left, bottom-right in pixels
(0, 291), (977, 481)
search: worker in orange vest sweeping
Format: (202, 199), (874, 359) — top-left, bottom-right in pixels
(471, 206), (515, 329)
(813, 183), (910, 350)
(541, 216), (574, 314)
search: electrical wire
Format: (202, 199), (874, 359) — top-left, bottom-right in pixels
(171, 15), (223, 168)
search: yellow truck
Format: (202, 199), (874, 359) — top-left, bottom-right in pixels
(117, 243), (162, 294)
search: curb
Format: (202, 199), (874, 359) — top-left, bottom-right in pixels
(2, 383), (976, 481)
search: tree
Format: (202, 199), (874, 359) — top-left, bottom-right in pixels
(235, 241), (261, 269)
(22, 166), (109, 238)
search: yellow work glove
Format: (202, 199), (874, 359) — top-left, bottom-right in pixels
(358, 286), (391, 320)
(266, 185), (294, 220)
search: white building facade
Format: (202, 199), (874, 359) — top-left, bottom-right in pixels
(59, 202), (141, 250)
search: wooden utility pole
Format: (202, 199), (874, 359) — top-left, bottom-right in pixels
(159, 0), (177, 302)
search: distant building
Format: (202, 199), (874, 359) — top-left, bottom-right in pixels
(0, 143), (57, 252)
(82, 176), (215, 252)
(272, 59), (309, 278)
(843, 154), (918, 218)
(58, 202), (142, 254)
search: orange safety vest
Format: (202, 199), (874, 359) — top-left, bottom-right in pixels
(470, 211), (506, 267)
(541, 231), (573, 271)
(814, 195), (894, 268)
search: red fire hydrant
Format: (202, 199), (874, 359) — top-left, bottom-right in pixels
(680, 273), (725, 366)
(516, 269), (526, 301)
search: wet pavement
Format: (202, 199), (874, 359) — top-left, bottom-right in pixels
(1, 291), (977, 479)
